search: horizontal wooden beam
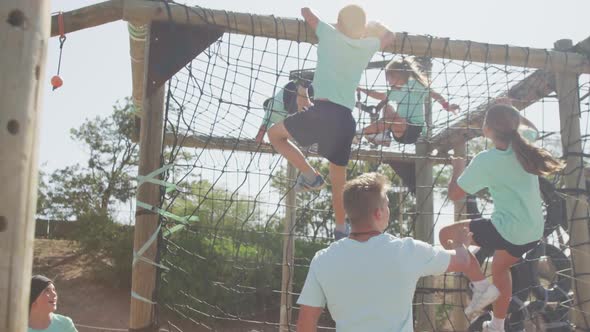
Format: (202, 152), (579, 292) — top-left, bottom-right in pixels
(49, 1), (589, 73)
(50, 0), (122, 37)
(430, 35), (590, 153)
(161, 133), (450, 164)
(121, 0), (590, 74)
(429, 69), (556, 153)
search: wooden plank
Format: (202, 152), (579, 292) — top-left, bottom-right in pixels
(0, 1), (50, 331)
(161, 132), (452, 164)
(121, 0), (590, 73)
(129, 25), (165, 331)
(554, 39), (590, 329)
(50, 0), (122, 37)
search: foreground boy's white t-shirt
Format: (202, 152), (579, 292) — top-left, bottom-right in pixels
(297, 233), (450, 332)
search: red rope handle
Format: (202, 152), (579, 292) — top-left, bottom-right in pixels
(58, 11), (65, 39)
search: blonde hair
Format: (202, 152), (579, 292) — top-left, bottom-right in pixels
(385, 57), (430, 88)
(337, 5), (366, 39)
(343, 172), (391, 225)
(484, 104), (564, 176)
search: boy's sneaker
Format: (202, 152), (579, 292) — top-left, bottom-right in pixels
(294, 173), (326, 193)
(465, 283), (500, 319)
(482, 320), (504, 332)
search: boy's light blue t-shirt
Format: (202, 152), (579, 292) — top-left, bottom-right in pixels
(313, 21), (380, 110)
(457, 147), (544, 245)
(261, 87), (289, 127)
(28, 313), (78, 332)
(387, 79), (428, 126)
(297, 234), (450, 332)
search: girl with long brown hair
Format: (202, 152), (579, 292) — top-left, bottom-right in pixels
(439, 103), (564, 331)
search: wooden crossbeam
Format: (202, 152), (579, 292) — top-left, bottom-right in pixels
(430, 35), (590, 153)
(120, 0), (590, 73)
(50, 1), (590, 73)
(161, 133), (451, 164)
(50, 0), (123, 37)
(429, 70), (555, 154)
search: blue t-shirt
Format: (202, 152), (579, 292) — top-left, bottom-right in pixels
(387, 79), (429, 126)
(457, 147), (544, 245)
(297, 234), (450, 332)
(312, 21), (380, 110)
(28, 313), (77, 332)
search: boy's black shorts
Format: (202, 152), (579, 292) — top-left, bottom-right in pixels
(393, 122), (423, 144)
(470, 218), (539, 258)
(283, 100), (356, 166)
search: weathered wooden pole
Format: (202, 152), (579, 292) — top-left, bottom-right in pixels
(449, 143), (469, 330)
(279, 164), (298, 331)
(415, 58), (436, 330)
(129, 24), (166, 331)
(0, 1), (50, 331)
(554, 39), (590, 329)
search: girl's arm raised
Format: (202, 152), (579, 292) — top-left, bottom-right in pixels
(357, 87), (387, 101)
(430, 91), (460, 113)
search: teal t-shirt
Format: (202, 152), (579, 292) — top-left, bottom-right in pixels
(297, 234), (450, 332)
(28, 313), (78, 332)
(261, 87), (289, 128)
(457, 147), (544, 245)
(387, 79), (429, 126)
(313, 21), (380, 110)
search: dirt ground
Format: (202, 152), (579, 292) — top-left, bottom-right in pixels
(33, 239), (131, 332)
(32, 239), (286, 332)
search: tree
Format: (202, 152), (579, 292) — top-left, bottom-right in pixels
(39, 98), (138, 220)
(271, 159), (411, 241)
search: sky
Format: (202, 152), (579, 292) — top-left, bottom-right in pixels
(41, 0), (589, 228)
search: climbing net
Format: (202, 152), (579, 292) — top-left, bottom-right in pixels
(146, 8), (590, 332)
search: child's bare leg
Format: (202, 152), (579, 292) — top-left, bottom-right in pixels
(359, 103), (396, 135)
(439, 221), (486, 282)
(491, 250), (519, 319)
(329, 162), (347, 227)
(268, 123), (315, 173)
(388, 110), (408, 139)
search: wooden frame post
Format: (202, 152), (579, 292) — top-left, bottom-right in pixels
(448, 143), (469, 330)
(279, 164), (297, 331)
(414, 140), (436, 330)
(414, 61), (435, 328)
(0, 1), (49, 331)
(554, 39), (590, 329)
(129, 24), (166, 331)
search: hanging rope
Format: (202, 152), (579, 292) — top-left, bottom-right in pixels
(51, 12), (66, 90)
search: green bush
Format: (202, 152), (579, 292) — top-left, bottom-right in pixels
(74, 212), (134, 288)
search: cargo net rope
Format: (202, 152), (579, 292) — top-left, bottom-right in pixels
(142, 17), (590, 332)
